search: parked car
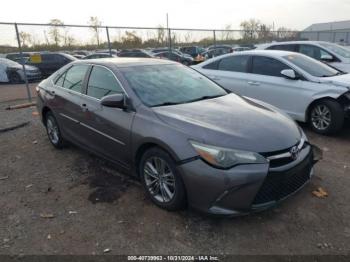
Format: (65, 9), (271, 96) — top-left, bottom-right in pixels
(233, 47), (251, 52)
(193, 50), (350, 135)
(5, 52), (32, 63)
(26, 52), (76, 78)
(151, 48), (193, 59)
(258, 41), (350, 72)
(83, 53), (116, 59)
(36, 58), (320, 216)
(153, 51), (194, 65)
(118, 49), (155, 58)
(72, 54), (85, 59)
(179, 46), (206, 63)
(207, 44), (233, 51)
(202, 47), (232, 59)
(95, 49), (119, 56)
(73, 51), (90, 57)
(0, 58), (41, 83)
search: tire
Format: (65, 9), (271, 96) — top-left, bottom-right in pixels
(9, 72), (22, 84)
(139, 147), (186, 211)
(309, 99), (344, 135)
(45, 112), (66, 149)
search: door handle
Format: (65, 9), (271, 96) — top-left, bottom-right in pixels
(211, 76), (221, 81)
(247, 81), (260, 86)
(81, 103), (88, 112)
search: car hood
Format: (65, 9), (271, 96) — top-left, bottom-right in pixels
(8, 64), (38, 71)
(319, 73), (350, 90)
(152, 94), (301, 153)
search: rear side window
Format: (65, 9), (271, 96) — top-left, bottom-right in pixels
(55, 65), (89, 93)
(203, 60), (220, 70)
(267, 44), (297, 52)
(251, 56), (290, 77)
(218, 55), (249, 72)
(87, 66), (123, 99)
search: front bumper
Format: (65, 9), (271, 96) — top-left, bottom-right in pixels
(177, 144), (321, 216)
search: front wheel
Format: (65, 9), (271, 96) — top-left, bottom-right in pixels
(309, 99), (344, 135)
(139, 147), (186, 211)
(9, 72), (22, 84)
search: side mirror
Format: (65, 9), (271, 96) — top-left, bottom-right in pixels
(281, 69), (297, 80)
(100, 93), (126, 109)
(321, 54), (334, 62)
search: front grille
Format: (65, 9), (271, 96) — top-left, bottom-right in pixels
(253, 153), (312, 205)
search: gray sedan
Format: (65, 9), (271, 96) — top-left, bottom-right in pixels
(36, 58), (320, 216)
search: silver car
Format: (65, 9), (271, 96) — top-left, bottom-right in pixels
(36, 58), (320, 216)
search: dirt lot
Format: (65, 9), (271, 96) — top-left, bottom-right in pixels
(0, 83), (350, 256)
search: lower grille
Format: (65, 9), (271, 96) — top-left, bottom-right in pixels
(253, 153), (312, 205)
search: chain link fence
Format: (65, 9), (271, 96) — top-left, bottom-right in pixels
(1, 22), (350, 102)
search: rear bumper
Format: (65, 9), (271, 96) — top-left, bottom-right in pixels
(178, 144), (321, 216)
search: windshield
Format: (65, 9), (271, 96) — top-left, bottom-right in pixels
(120, 64), (227, 107)
(319, 42), (350, 58)
(283, 54), (339, 77)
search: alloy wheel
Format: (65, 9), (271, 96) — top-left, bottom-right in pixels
(311, 105), (331, 131)
(46, 118), (60, 144)
(143, 157), (176, 203)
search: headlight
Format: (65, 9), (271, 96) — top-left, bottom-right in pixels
(344, 92), (350, 100)
(189, 140), (267, 169)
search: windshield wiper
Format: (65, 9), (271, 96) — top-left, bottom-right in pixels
(151, 101), (182, 107)
(187, 94), (224, 103)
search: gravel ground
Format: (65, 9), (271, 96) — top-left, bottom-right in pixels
(0, 96), (349, 256)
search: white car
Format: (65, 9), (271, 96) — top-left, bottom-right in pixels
(0, 58), (41, 83)
(256, 41), (350, 73)
(193, 50), (350, 135)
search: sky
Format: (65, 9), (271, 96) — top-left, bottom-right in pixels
(2, 0), (350, 30)
(1, 0), (350, 46)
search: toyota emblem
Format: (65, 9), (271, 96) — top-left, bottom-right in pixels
(290, 146), (300, 160)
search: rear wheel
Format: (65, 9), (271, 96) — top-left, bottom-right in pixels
(45, 112), (66, 149)
(309, 99), (344, 135)
(139, 147), (186, 211)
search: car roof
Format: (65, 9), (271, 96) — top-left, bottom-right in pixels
(260, 41), (331, 47)
(228, 49), (298, 57)
(73, 57), (176, 68)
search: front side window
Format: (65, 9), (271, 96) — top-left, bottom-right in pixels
(251, 56), (290, 77)
(87, 66), (123, 99)
(120, 64), (227, 107)
(218, 55), (249, 72)
(283, 54), (339, 77)
(319, 42), (350, 58)
(298, 44), (334, 61)
(55, 65), (89, 93)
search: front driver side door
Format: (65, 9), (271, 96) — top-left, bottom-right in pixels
(79, 65), (135, 169)
(245, 55), (308, 119)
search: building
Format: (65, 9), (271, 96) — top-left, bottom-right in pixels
(300, 20), (350, 45)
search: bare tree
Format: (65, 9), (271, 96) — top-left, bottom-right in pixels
(156, 25), (166, 45)
(277, 27), (298, 40)
(88, 16), (102, 46)
(48, 19), (64, 46)
(19, 31), (32, 47)
(240, 19), (261, 39)
(221, 24), (234, 41)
